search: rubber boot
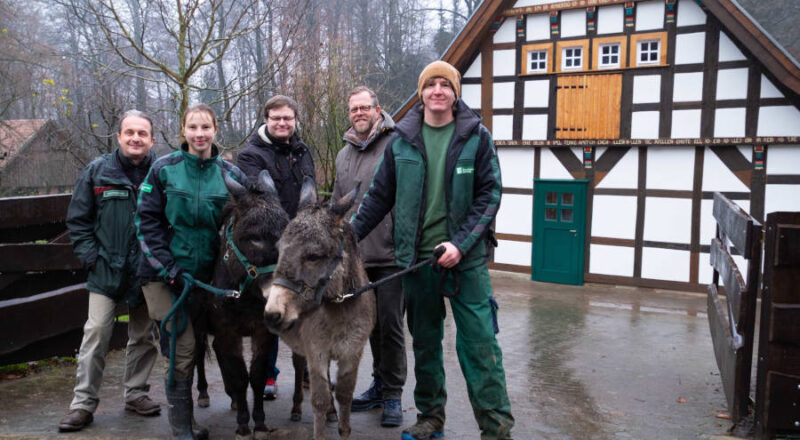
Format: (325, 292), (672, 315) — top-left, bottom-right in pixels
(166, 378), (195, 440)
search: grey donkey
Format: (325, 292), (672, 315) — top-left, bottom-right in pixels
(264, 177), (376, 440)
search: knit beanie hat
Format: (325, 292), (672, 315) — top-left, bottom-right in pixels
(417, 60), (461, 100)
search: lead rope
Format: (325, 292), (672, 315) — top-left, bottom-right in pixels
(161, 272), (238, 388)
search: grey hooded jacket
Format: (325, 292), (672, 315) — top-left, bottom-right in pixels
(332, 110), (396, 268)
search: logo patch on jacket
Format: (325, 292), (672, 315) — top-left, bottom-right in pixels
(456, 166), (474, 175)
(102, 189), (129, 199)
(140, 183), (153, 193)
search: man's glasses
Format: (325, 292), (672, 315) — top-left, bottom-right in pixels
(348, 105), (374, 114)
(268, 115), (295, 122)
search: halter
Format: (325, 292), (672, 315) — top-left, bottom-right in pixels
(222, 216), (277, 294)
(272, 238), (346, 305)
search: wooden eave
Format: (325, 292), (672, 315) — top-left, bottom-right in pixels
(705, 0), (800, 96)
(394, 0), (517, 119)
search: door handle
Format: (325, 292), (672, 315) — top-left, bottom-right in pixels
(569, 229), (576, 233)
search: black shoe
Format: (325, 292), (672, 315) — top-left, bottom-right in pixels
(58, 409), (93, 432)
(380, 398), (402, 427)
(351, 378), (383, 412)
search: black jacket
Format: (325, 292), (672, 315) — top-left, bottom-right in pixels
(238, 125), (316, 218)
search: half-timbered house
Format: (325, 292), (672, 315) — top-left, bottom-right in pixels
(397, 0), (800, 291)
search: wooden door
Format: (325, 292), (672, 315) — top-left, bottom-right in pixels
(556, 74), (622, 139)
(532, 179), (587, 285)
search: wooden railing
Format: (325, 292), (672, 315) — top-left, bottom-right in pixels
(0, 194), (126, 365)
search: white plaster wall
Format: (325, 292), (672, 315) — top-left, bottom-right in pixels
(766, 145), (800, 174)
(494, 49), (517, 77)
(522, 115), (548, 140)
(596, 147), (638, 189)
(673, 72), (704, 102)
(539, 147), (575, 179)
(461, 84), (481, 109)
(633, 75), (661, 103)
(702, 147), (750, 192)
(758, 106), (800, 136)
(699, 198), (750, 246)
(598, 4), (624, 35)
(592, 195), (637, 239)
(636, 0), (664, 31)
(494, 18), (517, 44)
(524, 80), (550, 107)
(760, 75), (784, 99)
(492, 115), (514, 140)
(677, 0), (706, 27)
(765, 185), (800, 214)
(738, 145), (752, 161)
(698, 252), (748, 285)
(718, 32), (746, 62)
(464, 54), (482, 78)
(514, 0), (563, 7)
(497, 148), (535, 189)
(527, 14), (551, 41)
(631, 111), (660, 139)
(561, 9), (586, 38)
(641, 247), (690, 282)
(494, 239), (531, 267)
(714, 108), (746, 138)
(571, 147), (582, 162)
(716, 68), (749, 100)
(646, 147), (694, 190)
(589, 244), (634, 277)
(675, 32), (706, 64)
(496, 194), (533, 236)
(596, 146), (608, 160)
(671, 109), (702, 138)
(493, 82), (516, 109)
(644, 197), (692, 243)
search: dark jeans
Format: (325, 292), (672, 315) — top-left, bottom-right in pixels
(366, 265), (407, 400)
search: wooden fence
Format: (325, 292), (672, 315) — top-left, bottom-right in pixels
(0, 194), (126, 365)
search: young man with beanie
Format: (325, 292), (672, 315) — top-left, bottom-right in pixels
(332, 86), (406, 427)
(59, 110), (161, 432)
(352, 61), (514, 439)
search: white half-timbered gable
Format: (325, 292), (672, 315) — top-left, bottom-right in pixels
(396, 0), (800, 291)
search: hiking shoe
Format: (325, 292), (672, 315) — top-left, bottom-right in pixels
(401, 417), (444, 440)
(381, 398), (403, 427)
(263, 378), (278, 400)
(351, 378), (383, 411)
(125, 395), (161, 416)
(58, 408), (93, 432)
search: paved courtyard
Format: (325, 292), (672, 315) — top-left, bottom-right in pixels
(0, 271), (735, 439)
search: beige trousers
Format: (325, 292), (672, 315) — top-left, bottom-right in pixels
(141, 281), (195, 380)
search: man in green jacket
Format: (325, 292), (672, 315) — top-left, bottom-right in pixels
(352, 61), (514, 440)
(59, 110), (160, 432)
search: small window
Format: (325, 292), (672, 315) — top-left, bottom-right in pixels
(561, 208), (573, 222)
(528, 50), (548, 73)
(562, 47), (583, 70)
(546, 192), (558, 204)
(599, 44), (620, 68)
(545, 208), (557, 221)
(562, 192), (574, 206)
(638, 40), (660, 65)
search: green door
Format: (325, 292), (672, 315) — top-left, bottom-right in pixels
(532, 179), (587, 285)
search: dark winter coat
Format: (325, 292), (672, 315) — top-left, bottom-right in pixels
(237, 126), (315, 218)
(332, 110), (396, 268)
(352, 100), (502, 271)
(66, 148), (154, 306)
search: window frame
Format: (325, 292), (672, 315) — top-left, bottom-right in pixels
(629, 31), (668, 68)
(598, 43), (621, 69)
(637, 39), (661, 65)
(555, 39), (589, 73)
(520, 42), (553, 75)
(561, 46), (584, 71)
(528, 50), (548, 73)
(592, 35), (627, 70)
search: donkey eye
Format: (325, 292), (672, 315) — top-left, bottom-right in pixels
(305, 254), (324, 262)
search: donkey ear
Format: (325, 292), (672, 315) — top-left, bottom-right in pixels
(223, 171), (247, 199)
(257, 169), (278, 197)
(331, 181), (361, 218)
(297, 176), (317, 211)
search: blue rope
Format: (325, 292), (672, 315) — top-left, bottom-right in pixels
(160, 272), (237, 388)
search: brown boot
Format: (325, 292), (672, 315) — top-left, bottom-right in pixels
(58, 409), (93, 432)
(125, 395), (161, 416)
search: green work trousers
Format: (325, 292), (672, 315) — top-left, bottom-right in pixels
(403, 263), (514, 440)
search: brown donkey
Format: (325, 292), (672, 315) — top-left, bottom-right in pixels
(264, 177), (376, 440)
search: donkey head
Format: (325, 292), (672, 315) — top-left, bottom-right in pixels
(264, 177), (361, 333)
(219, 170), (289, 294)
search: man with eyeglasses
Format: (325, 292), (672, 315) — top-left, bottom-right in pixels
(331, 86), (405, 428)
(238, 94), (316, 399)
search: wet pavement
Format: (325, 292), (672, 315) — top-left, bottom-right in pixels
(0, 271), (735, 439)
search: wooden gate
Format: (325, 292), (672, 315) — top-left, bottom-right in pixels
(555, 74), (621, 139)
(754, 211), (800, 439)
(707, 192), (762, 425)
